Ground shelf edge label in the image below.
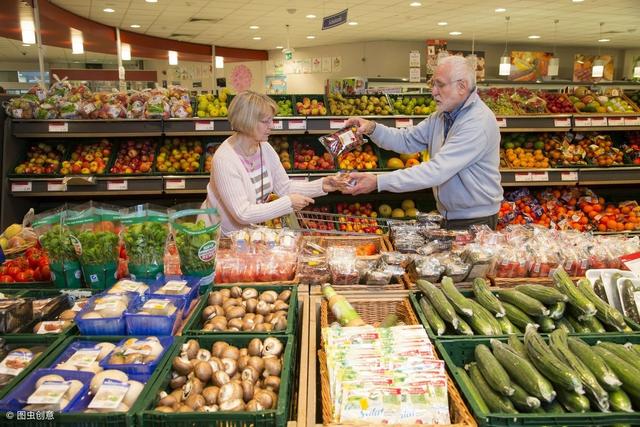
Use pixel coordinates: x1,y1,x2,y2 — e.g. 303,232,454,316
553,118,571,127
329,119,347,129
107,180,128,191
194,121,214,131
495,118,507,128
574,117,592,127
395,118,414,128
530,172,549,182
514,173,532,182
48,122,68,133
624,117,640,126
47,181,67,192
591,117,608,127
561,171,578,181
607,117,624,126
165,179,186,190
271,119,283,130
11,181,32,192
287,119,306,130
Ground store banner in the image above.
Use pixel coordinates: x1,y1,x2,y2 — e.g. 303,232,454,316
322,9,348,30
509,51,553,81
573,54,614,82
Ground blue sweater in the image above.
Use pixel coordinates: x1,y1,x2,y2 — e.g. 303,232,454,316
372,90,503,220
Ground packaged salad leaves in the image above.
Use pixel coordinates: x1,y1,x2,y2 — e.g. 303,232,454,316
119,204,169,280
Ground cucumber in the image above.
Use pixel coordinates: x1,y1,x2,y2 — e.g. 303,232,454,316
465,300,502,335
441,276,474,317
531,406,546,413
496,289,550,317
419,296,446,336
548,301,566,320
566,314,591,333
507,334,528,359
466,362,518,414
593,277,609,302
416,280,459,329
556,388,591,413
592,346,640,400
515,284,568,304
577,279,627,331
549,329,609,411
543,401,565,414
455,316,474,336
621,279,640,323
596,342,639,369
524,324,584,394
553,267,597,317
624,342,640,359
609,389,633,412
580,315,606,333
567,301,596,322
555,317,575,333
475,344,515,396
497,316,520,335
456,366,490,415
490,338,556,403
536,316,556,332
567,337,622,392
503,302,535,330
472,278,506,317
509,381,541,411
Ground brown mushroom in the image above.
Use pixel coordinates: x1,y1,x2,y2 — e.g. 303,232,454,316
254,389,277,409
247,338,263,357
170,374,187,390
273,300,289,312
209,357,223,373
184,394,205,410
262,323,274,332
202,386,220,405
263,376,281,392
241,319,255,331
219,288,231,299
208,291,223,306
253,314,264,325
182,377,204,399
194,361,213,383
218,399,244,412
182,340,200,359
263,357,282,377
220,345,240,360
218,382,243,403
222,298,241,311
230,286,243,298
226,305,246,320
155,406,174,413
262,337,283,357
247,356,265,375
241,366,260,383
245,399,264,411
227,318,243,331
221,358,238,377
272,315,287,331
213,370,230,387
158,392,178,409
259,290,278,304
196,349,212,362
241,380,254,402
211,341,229,358
178,404,193,412
170,389,183,402
277,290,291,302
242,288,258,300
253,323,267,332
256,301,271,316
206,316,228,331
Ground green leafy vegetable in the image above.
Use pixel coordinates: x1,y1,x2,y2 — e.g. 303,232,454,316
39,224,77,262
174,219,219,275
76,230,119,265
122,221,168,266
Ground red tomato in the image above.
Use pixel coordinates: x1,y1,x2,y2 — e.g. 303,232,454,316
39,265,51,281
39,257,50,268
15,272,31,282
0,266,8,276
0,275,14,283
25,247,39,258
24,268,35,278
7,266,21,278
27,252,42,269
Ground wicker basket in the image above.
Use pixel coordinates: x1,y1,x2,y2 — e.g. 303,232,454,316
300,234,388,254
320,298,418,328
488,275,583,288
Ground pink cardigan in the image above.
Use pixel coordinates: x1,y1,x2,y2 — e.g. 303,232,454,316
206,139,327,235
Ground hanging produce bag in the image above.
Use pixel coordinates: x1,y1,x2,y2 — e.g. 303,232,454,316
66,202,121,290
169,203,221,280
32,207,82,289
120,204,169,280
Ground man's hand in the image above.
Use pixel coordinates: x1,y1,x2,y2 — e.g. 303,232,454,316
345,117,376,136
341,172,377,195
322,174,351,192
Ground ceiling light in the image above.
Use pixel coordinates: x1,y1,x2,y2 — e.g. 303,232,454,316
145,0,158,3
215,56,224,69
348,21,358,26
306,14,316,18
306,35,315,39
249,25,259,29
528,35,541,39
437,22,448,26
495,8,507,12
449,31,462,36
103,8,115,13
410,2,422,6
572,0,584,2
253,36,262,40
633,61,640,78
20,19,36,45
22,43,31,47
548,20,560,76
130,24,141,28
275,45,283,49
168,50,178,65
121,43,131,61
499,16,511,76
598,38,610,42
71,28,84,54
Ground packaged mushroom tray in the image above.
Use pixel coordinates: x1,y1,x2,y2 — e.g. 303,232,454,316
187,285,296,335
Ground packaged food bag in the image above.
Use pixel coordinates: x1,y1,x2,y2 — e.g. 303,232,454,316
32,206,82,289
169,203,221,280
120,204,169,280
319,126,365,159
66,203,121,290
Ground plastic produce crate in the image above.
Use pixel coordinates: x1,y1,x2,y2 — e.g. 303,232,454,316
99,336,174,376
75,292,139,335
185,284,297,336
138,334,295,427
437,334,640,426
125,295,185,335
148,275,202,318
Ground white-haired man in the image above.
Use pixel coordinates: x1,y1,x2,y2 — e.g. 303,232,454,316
343,55,503,230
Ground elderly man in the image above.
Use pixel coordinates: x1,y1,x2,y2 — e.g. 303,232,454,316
344,55,503,230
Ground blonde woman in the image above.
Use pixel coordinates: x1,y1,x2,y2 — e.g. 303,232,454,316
206,90,341,235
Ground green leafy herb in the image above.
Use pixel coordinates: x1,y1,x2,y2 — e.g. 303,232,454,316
77,230,119,265
39,224,77,262
122,221,168,266
174,219,219,274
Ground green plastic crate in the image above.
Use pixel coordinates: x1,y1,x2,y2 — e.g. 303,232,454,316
185,284,297,336
437,334,640,426
139,334,295,427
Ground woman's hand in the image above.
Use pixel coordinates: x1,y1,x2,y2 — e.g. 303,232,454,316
289,194,314,211
322,174,353,192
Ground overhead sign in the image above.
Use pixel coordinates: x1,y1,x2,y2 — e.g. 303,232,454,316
322,9,348,30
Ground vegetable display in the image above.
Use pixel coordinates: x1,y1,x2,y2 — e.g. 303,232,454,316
120,206,169,279
169,205,220,277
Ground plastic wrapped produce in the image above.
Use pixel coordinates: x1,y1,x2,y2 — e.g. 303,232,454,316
328,246,359,286
409,256,445,282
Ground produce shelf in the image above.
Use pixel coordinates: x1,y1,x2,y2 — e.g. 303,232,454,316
494,115,573,132
12,119,163,138
7,176,164,197
500,168,579,187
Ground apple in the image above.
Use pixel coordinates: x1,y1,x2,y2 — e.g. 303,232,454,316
14,143,65,175
111,139,156,174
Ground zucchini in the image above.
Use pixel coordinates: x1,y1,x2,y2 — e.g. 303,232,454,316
580,315,606,333
465,300,502,335
624,342,640,359
536,316,556,332
475,344,515,396
549,329,609,411
531,406,546,413
419,296,446,336
515,284,568,304
509,381,541,411
555,317,575,334
416,280,459,329
507,334,528,359
490,338,556,403
455,316,474,336
592,346,640,400
556,388,591,413
466,362,518,414
456,366,490,415
567,337,622,392
543,400,565,414
524,324,584,394
593,277,609,302
497,316,520,335
596,342,638,369
553,267,597,317
496,289,550,317
621,279,640,324
441,276,474,317
548,301,566,320
472,278,506,317
609,389,633,412
503,301,535,330
577,279,627,331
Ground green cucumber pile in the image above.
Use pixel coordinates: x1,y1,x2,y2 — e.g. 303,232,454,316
459,326,640,415
416,268,634,336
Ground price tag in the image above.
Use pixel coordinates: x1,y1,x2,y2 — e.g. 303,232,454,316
94,301,120,312
395,118,414,128
35,321,67,334
530,172,549,182
107,180,128,191
624,117,640,126
165,179,186,190
591,117,608,127
553,118,571,127
142,299,171,312
48,122,69,133
514,173,532,182
561,171,578,181
11,181,32,192
574,117,592,127
288,119,306,130
28,381,70,405
88,379,129,410
194,121,214,131
329,119,347,129
271,119,283,130
67,348,101,368
161,280,188,294
607,117,625,126
47,181,66,192
495,118,507,128
621,252,640,276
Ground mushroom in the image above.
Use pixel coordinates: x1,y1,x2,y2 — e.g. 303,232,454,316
248,338,263,357
178,404,193,412
155,406,174,413
262,338,283,357
253,323,267,333
218,382,243,403
170,374,187,390
241,380,254,403
273,300,289,312
194,361,213,383
203,405,219,412
170,388,184,402
208,291,223,306
222,298,241,311
182,339,200,359
263,357,282,378
226,305,246,320
202,386,220,405
247,356,265,375
254,389,277,409
219,289,231,299
242,288,258,300
227,318,243,331
209,357,223,373
278,290,291,302
242,319,255,331
213,370,230,387
196,349,212,362
211,341,229,358
218,399,245,412
182,377,204,399
259,290,278,304
220,346,240,360
185,393,205,410
206,316,228,331
241,366,260,384
264,376,281,392
253,314,264,325
256,301,271,316
238,355,250,371
239,348,249,358
90,370,129,394
245,298,258,314
123,380,144,407
158,392,178,409
272,315,287,331
201,306,217,321
230,286,243,298
245,399,264,411
221,358,238,377
172,356,193,376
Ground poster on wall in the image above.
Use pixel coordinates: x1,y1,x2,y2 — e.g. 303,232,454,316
322,57,332,73
332,56,343,72
303,58,312,74
326,77,367,96
312,57,322,73
573,54,614,82
508,51,553,81
265,75,287,94
448,50,486,81
229,64,253,92
426,39,448,75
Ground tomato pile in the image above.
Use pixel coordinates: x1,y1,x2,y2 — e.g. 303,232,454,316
0,247,51,283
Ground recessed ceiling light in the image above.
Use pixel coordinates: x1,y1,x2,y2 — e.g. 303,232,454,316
145,0,158,3
449,31,462,36
598,38,610,42
103,8,115,13
249,25,259,29
572,0,584,2
130,24,141,28
437,22,448,26
306,14,316,19
495,8,507,12
306,35,315,39
410,2,422,6
253,36,262,40
528,35,541,39
275,46,283,49
348,21,358,26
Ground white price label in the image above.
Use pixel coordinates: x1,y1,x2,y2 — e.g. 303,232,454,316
553,118,571,127
142,299,171,312
271,120,283,130
561,172,578,181
88,379,129,410
67,348,101,368
607,117,625,126
591,117,608,127
288,119,306,130
195,121,214,131
530,172,549,182
329,119,347,129
514,173,532,182
28,381,70,405
48,122,69,133
624,117,640,126
165,179,186,190
495,118,507,128
47,181,66,192
621,252,640,276
162,280,187,293
0,350,33,376
395,118,414,128
107,180,128,191
11,181,32,192
574,117,592,127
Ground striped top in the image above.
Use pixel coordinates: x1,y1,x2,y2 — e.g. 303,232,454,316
237,149,273,203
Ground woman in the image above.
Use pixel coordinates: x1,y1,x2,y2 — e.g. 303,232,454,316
206,90,342,235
